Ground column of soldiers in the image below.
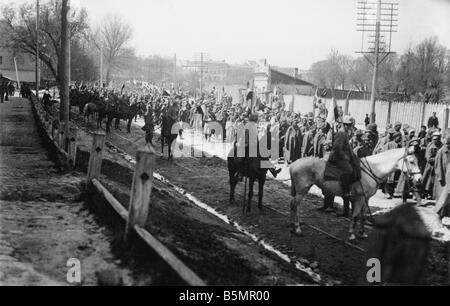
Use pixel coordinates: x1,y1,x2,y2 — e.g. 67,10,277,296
279,111,448,211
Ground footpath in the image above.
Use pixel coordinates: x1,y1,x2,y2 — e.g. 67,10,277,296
0,97,131,285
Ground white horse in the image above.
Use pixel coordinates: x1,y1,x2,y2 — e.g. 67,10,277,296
289,147,422,240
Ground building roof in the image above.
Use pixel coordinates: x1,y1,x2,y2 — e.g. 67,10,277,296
0,70,35,83
270,68,314,87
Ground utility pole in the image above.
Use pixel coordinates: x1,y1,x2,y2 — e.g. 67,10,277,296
100,44,103,88
356,0,398,124
369,0,381,124
35,0,40,98
14,57,21,91
61,0,70,151
200,52,204,98
173,53,177,82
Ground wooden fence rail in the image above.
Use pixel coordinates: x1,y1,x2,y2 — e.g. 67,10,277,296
30,92,205,285
86,130,206,286
29,93,77,169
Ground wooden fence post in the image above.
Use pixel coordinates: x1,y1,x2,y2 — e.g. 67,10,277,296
445,106,449,130
53,126,59,143
420,101,426,126
125,144,155,238
58,123,65,149
87,131,106,182
47,120,53,139
68,127,78,169
386,100,392,125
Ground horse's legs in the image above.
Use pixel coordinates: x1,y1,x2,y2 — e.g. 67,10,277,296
247,178,255,213
127,118,132,133
359,199,368,239
290,193,305,235
349,217,358,241
115,118,120,130
349,196,365,241
291,182,311,235
168,137,175,161
257,177,265,211
229,172,238,205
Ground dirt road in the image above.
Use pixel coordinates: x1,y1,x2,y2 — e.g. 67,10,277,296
0,98,176,285
70,110,450,285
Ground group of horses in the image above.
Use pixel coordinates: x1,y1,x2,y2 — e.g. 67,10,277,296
226,128,423,242
71,90,147,133
71,89,178,159
70,89,423,243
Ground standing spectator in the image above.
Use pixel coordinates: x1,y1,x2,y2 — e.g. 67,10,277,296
142,108,155,145
302,123,316,157
433,135,450,201
423,132,443,199
418,125,427,139
427,112,439,129
366,123,379,154
353,133,372,158
4,82,9,101
364,114,370,127
8,82,15,97
381,130,402,199
284,119,303,164
313,123,327,158
374,127,394,154
0,82,6,103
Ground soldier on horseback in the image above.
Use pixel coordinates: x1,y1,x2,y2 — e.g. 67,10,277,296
234,113,281,181
324,115,361,197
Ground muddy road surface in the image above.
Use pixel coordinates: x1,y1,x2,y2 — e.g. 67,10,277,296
71,111,450,285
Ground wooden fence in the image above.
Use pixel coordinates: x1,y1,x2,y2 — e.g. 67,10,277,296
30,95,205,286
283,94,450,131
30,93,77,168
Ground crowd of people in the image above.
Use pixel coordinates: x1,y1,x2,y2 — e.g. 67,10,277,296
0,81,16,103
69,81,449,210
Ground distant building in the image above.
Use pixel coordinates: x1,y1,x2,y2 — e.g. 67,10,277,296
252,59,315,104
184,59,229,83
0,21,36,84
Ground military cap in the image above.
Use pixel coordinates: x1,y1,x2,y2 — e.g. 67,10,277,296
408,137,420,146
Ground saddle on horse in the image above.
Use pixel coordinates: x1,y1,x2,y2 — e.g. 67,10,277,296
231,139,281,181
324,129,361,197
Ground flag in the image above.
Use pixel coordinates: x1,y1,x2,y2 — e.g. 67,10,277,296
289,96,294,112
326,96,339,124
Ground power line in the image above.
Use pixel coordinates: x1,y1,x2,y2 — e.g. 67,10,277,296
356,0,398,124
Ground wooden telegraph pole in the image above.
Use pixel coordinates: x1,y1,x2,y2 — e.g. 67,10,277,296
200,52,204,98
357,0,398,124
369,0,381,124
35,0,40,98
61,0,71,151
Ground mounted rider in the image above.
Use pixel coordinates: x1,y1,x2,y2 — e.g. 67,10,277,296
324,115,361,197
234,113,281,180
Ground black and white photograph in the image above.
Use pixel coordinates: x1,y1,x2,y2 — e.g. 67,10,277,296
0,0,450,291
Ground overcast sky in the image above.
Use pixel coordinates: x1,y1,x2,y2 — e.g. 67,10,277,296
6,0,450,68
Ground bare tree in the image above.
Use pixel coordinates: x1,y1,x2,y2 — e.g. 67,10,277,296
95,14,133,85
1,0,89,83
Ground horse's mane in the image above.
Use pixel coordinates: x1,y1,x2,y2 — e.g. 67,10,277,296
363,147,407,167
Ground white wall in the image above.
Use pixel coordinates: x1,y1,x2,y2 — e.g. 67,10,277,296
282,94,449,131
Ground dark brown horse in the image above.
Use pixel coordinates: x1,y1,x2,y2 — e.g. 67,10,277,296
105,101,146,134
227,155,269,213
227,124,277,213
160,114,178,160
